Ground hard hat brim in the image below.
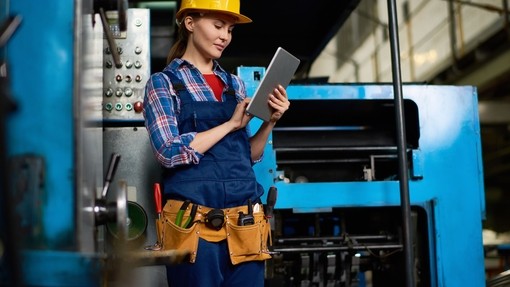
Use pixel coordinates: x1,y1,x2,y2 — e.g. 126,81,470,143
176,8,252,24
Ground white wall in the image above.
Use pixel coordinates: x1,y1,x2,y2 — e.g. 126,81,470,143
310,0,506,83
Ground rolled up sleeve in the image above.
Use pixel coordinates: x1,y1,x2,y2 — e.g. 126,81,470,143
143,73,203,168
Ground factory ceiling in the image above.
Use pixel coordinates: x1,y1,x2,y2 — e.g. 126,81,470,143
218,0,361,77
135,0,361,76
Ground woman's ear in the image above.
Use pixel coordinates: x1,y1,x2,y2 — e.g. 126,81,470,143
184,16,194,32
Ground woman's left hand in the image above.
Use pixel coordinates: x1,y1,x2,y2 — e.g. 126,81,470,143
229,97,253,131
268,85,290,123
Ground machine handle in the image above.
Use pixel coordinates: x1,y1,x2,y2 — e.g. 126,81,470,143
102,153,121,198
98,7,123,68
0,15,22,48
117,0,128,32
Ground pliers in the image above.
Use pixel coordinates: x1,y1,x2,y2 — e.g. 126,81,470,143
175,200,197,228
183,204,198,228
175,200,190,227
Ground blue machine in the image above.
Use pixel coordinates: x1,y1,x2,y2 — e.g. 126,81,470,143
240,67,486,286
1,1,185,286
0,0,486,285
1,0,103,286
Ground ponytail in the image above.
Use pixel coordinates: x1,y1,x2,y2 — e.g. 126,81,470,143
167,13,200,64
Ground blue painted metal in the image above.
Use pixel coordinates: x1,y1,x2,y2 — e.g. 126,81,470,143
3,0,102,285
7,0,75,247
240,66,486,286
21,250,102,286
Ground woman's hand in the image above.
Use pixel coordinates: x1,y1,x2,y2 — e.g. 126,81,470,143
229,97,253,131
268,85,290,123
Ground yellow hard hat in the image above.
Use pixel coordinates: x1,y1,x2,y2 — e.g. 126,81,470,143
176,0,252,24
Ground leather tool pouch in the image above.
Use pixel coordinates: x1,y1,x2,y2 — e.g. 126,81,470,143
160,212,200,263
226,212,272,265
159,200,272,265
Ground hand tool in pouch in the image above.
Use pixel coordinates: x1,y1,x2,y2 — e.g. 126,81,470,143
265,186,277,219
145,183,163,251
183,204,197,228
175,200,191,227
154,183,162,220
238,199,255,226
265,186,279,254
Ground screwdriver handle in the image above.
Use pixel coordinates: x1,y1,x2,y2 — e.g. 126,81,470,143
248,198,253,215
154,183,162,215
265,186,277,218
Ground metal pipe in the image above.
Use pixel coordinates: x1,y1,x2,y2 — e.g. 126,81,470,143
447,0,459,68
99,7,122,68
386,1,415,286
277,234,394,243
273,243,403,253
0,16,24,287
0,76,24,287
504,0,509,33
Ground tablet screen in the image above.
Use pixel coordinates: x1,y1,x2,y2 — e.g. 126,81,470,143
246,47,300,121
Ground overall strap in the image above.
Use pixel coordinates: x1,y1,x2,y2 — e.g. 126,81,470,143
162,70,192,102
224,73,236,98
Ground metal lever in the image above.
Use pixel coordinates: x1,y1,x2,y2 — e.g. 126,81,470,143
0,15,22,48
95,153,122,226
102,153,121,198
117,0,128,32
98,7,123,68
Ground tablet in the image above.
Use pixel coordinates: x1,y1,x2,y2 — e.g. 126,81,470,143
246,47,300,121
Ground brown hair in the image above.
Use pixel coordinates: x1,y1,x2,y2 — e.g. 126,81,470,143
166,13,200,64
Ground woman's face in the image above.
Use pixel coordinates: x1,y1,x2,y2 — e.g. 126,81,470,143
187,12,236,60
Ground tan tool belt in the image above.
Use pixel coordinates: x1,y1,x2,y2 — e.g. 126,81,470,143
156,199,272,264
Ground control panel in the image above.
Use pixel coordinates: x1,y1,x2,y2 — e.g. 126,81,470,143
102,8,150,120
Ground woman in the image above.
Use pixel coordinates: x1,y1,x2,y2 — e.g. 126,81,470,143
143,0,290,286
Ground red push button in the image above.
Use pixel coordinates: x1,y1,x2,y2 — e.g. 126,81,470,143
134,101,143,113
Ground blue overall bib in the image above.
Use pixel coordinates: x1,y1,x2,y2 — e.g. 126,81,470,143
162,70,265,287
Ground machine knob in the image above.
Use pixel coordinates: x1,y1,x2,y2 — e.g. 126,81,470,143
134,101,143,113
104,103,113,111
105,88,113,97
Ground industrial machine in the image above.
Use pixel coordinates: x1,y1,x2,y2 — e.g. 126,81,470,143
1,0,486,286
239,67,486,286
1,1,187,286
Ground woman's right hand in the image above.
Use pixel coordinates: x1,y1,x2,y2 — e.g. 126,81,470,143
229,98,253,131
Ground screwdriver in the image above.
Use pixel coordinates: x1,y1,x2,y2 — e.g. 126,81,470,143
147,183,163,251
265,186,277,219
154,183,162,220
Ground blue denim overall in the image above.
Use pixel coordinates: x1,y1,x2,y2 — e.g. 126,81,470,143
162,70,265,287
